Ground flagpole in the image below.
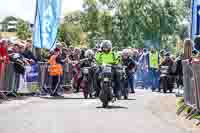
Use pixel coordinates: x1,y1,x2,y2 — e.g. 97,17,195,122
33,0,41,61
191,0,194,39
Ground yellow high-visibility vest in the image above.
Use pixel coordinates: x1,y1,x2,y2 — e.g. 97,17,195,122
150,51,159,69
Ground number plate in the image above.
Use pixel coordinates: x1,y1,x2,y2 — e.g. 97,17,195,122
104,67,112,73
83,69,89,74
104,78,109,82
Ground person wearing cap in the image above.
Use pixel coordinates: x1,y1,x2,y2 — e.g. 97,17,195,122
48,48,63,96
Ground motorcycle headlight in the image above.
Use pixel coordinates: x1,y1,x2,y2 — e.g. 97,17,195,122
83,68,89,74
104,78,109,82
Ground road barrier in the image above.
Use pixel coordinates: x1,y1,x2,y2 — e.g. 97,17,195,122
0,62,74,97
0,62,19,98
191,62,200,111
182,59,200,112
18,64,40,94
182,60,195,107
62,63,73,88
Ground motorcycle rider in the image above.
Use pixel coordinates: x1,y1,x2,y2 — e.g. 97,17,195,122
121,49,137,93
76,49,96,96
95,40,120,98
82,49,96,67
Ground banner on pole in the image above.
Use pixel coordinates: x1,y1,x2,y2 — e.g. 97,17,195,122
192,0,200,39
33,0,61,49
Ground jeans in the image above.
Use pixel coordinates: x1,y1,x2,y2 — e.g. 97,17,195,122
143,69,151,89
128,73,135,92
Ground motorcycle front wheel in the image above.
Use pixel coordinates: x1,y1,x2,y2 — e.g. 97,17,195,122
84,92,88,99
102,101,108,108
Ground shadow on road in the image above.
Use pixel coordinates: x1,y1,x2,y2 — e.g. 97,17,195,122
96,105,128,109
0,96,30,104
119,98,136,101
40,96,96,100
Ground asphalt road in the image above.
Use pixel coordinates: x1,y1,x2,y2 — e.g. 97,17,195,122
0,89,199,133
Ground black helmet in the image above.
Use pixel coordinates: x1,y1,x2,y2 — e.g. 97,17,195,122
101,40,112,49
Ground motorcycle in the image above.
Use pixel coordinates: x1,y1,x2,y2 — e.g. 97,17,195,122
159,66,174,93
99,64,113,108
80,67,92,99
115,65,129,99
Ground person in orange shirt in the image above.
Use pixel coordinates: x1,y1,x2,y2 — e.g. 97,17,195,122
48,48,63,96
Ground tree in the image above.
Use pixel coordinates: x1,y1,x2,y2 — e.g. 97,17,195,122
16,19,31,40
58,12,86,48
79,0,187,51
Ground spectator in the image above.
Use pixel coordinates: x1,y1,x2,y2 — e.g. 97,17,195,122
142,48,151,89
183,39,193,60
0,40,9,64
48,48,63,96
22,40,37,63
160,52,174,69
132,49,139,62
159,50,165,65
194,35,200,52
0,40,10,86
192,49,199,57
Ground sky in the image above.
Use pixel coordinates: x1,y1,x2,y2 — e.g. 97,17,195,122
0,0,83,23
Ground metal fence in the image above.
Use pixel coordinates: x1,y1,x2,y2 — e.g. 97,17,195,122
191,62,200,111
0,62,73,98
182,60,195,107
182,59,200,112
0,62,19,98
62,63,73,88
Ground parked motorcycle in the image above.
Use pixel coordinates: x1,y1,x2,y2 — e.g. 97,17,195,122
99,64,113,108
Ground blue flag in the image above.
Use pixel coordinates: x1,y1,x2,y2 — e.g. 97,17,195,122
33,0,61,49
192,0,200,39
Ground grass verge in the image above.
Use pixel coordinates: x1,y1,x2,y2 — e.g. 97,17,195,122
176,97,200,126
